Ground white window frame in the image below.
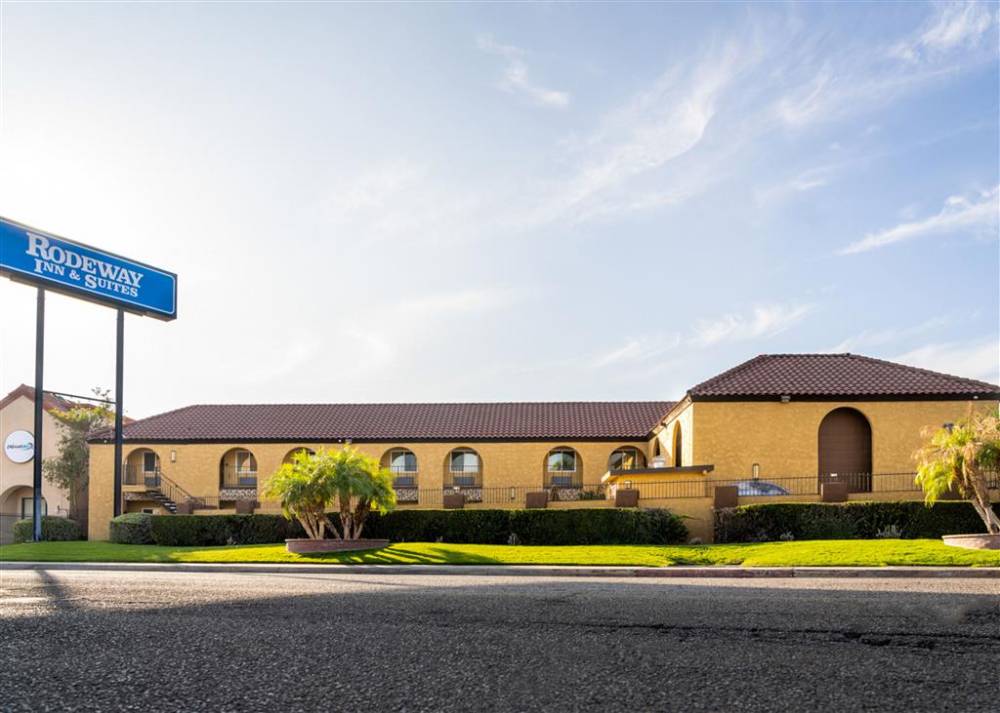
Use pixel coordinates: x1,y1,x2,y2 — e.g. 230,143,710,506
610,447,640,471
449,450,480,474
390,449,417,473
235,450,257,475
20,497,47,518
547,449,577,473
142,451,158,473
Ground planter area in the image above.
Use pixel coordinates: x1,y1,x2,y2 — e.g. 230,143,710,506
285,538,390,554
942,533,1000,550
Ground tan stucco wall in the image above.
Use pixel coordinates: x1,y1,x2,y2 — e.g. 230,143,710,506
691,399,998,478
0,395,72,517
88,439,648,539
652,400,695,467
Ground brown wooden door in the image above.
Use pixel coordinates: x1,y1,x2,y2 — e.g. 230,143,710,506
818,408,872,492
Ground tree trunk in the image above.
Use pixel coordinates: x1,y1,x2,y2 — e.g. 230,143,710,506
323,514,342,540
961,463,1000,534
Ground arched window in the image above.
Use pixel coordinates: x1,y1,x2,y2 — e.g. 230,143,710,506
282,447,315,465
382,448,418,487
818,407,872,492
673,424,683,467
220,448,258,488
125,448,161,486
546,447,580,487
609,447,646,471
446,448,481,488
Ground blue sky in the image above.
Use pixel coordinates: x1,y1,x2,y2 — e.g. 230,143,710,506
0,1,997,417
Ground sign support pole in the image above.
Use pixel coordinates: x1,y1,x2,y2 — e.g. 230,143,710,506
113,309,124,517
32,288,45,542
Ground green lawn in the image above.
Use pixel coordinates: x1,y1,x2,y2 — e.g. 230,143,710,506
2,539,999,567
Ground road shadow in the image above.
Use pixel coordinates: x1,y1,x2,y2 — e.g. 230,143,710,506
3,571,999,712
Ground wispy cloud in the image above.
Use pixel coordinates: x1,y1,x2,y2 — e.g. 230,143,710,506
319,160,484,245
477,35,570,108
531,41,747,224
894,338,1000,385
840,185,999,255
590,334,681,369
890,1,996,62
689,302,814,347
827,316,951,353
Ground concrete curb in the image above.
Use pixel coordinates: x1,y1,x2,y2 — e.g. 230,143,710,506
3,561,999,578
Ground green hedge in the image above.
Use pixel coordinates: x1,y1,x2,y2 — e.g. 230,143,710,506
714,501,1000,543
363,508,688,546
12,516,82,543
123,508,686,547
148,514,304,546
109,513,154,544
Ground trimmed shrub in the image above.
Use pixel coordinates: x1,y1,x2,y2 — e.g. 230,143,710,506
12,516,82,544
109,513,154,544
364,508,688,546
148,514,304,547
125,509,686,547
714,501,1000,543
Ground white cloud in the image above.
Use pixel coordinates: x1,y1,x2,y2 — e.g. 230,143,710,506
827,316,950,353
893,339,1000,385
319,161,484,245
531,42,746,224
477,35,570,108
689,302,814,347
840,185,999,255
590,333,681,369
891,1,996,62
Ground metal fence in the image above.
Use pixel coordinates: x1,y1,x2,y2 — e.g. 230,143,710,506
132,471,1000,513
0,513,19,545
611,472,926,500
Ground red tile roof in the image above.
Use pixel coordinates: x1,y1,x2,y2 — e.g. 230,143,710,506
93,402,675,443
688,354,1000,400
0,384,83,413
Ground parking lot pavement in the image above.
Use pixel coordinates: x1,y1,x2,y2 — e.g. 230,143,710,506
2,570,998,712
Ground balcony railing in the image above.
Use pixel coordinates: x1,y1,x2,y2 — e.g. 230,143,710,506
124,465,161,488
606,472,935,500
221,467,258,489
391,471,418,488
445,472,482,489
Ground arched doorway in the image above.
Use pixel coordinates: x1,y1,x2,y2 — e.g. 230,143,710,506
220,448,258,489
818,408,872,492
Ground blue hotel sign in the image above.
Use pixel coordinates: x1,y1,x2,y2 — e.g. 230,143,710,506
0,217,177,320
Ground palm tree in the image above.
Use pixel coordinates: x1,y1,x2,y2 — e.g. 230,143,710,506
263,447,396,540
914,411,1000,534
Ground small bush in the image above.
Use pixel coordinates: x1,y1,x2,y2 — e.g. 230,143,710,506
109,513,154,544
12,516,82,544
149,514,304,547
714,501,1000,543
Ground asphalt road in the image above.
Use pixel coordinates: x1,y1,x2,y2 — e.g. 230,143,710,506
1,570,998,712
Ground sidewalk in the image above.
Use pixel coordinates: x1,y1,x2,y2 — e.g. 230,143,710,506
4,561,999,578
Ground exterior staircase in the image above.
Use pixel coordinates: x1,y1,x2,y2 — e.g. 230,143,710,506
144,489,178,514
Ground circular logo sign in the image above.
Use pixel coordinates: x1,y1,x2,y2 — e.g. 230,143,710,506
4,430,35,463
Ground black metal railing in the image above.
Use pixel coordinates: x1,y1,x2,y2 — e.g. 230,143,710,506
124,465,161,488
444,472,482,489
220,466,258,489
391,472,418,488
607,472,927,500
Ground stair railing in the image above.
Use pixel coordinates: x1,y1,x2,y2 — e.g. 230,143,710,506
156,471,198,508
